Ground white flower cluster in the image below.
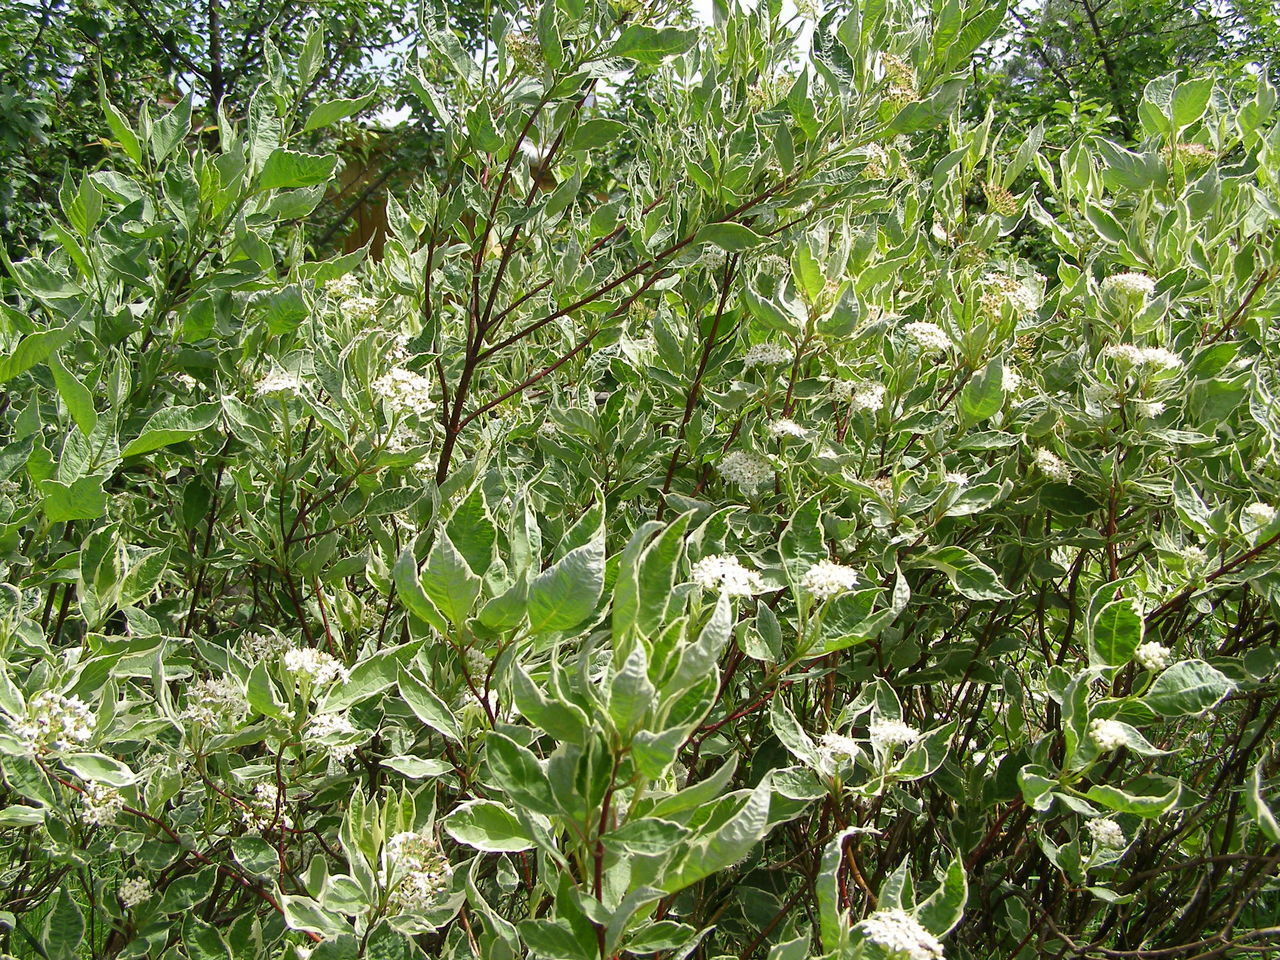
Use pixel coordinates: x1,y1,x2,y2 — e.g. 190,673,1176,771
800,560,860,600
816,731,861,773
869,718,920,751
834,380,887,413
118,877,151,908
373,367,437,418
1101,272,1156,300
858,907,945,960
342,296,379,324
903,321,951,352
1134,641,1171,672
242,782,290,832
691,555,765,596
1088,718,1128,752
244,631,292,662
1135,399,1166,419
255,370,301,397
1033,448,1072,482
944,472,969,487
767,419,808,439
719,451,774,493
308,712,362,760
1086,818,1127,850
384,830,454,915
1244,502,1276,530
980,273,1040,316
1103,344,1183,371
879,54,919,107
11,691,94,753
325,275,361,299
743,342,793,368
1002,367,1023,393
183,676,245,730
174,372,198,391
283,647,351,690
81,782,126,826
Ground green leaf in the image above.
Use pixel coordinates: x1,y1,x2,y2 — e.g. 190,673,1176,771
62,753,135,787
49,355,96,437
528,534,604,634
1246,762,1280,843
662,781,773,892
916,852,967,936
571,118,627,150
913,546,1016,601
419,531,482,626
1172,77,1213,128
0,324,77,381
447,486,496,576
1142,660,1233,717
607,26,698,64
443,799,534,852
1090,599,1143,667
398,669,461,741
393,548,446,633
40,476,107,522
41,889,84,960
257,149,339,192
695,222,766,252
121,403,220,457
609,644,655,736
303,90,379,133
1084,780,1180,818
518,918,595,960
960,355,1005,422
484,731,557,815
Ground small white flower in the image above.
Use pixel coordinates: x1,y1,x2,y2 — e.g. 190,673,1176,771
980,273,1039,316
835,380,887,413
690,555,765,596
255,370,301,397
325,275,361,299
857,907,944,960
119,877,151,908
1002,367,1023,393
1101,272,1156,301
11,691,94,753
1088,718,1128,752
243,631,291,662
382,831,453,915
342,296,379,324
1104,344,1182,372
308,712,362,761
869,718,920,751
1134,641,1171,672
174,372,198,391
743,342,793,368
242,782,290,832
1086,818,1127,850
767,418,808,439
815,731,861,776
1034,448,1072,482
283,647,351,690
903,321,951,352
800,560,860,600
81,782,125,826
1244,502,1276,531
373,367,437,419
719,451,774,493
183,676,245,730
943,472,969,487
1135,399,1166,419
1180,544,1207,567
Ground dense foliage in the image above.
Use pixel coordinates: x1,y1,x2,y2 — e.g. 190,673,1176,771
1,2,1279,960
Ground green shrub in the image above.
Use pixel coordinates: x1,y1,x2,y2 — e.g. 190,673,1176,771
0,3,1278,959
